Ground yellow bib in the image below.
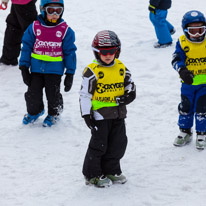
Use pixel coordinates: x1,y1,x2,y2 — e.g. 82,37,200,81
88,59,125,110
179,35,206,85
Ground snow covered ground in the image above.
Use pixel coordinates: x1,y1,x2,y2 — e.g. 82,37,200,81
1,0,206,205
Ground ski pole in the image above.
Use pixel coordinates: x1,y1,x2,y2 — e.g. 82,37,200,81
0,3,7,10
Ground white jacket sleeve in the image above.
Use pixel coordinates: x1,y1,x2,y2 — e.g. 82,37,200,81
79,67,97,116
124,68,136,93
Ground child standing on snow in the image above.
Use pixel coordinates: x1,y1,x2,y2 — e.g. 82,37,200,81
172,10,206,150
79,30,136,187
148,0,175,48
19,0,77,127
0,0,37,66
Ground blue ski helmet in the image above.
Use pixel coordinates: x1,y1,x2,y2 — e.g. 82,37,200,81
182,10,206,43
40,0,64,18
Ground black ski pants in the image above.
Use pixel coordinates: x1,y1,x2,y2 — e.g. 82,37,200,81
1,0,37,64
83,118,128,179
25,73,63,116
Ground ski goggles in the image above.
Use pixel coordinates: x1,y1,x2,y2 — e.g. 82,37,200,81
92,47,117,56
185,26,206,37
45,6,64,16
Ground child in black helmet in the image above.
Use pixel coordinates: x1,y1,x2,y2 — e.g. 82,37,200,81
79,30,136,187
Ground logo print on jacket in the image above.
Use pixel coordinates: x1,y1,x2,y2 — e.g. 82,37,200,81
96,82,124,93
34,39,62,49
183,46,190,53
98,71,104,79
36,29,41,36
119,68,124,76
56,31,62,38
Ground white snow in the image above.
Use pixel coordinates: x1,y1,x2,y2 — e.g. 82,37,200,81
1,0,206,206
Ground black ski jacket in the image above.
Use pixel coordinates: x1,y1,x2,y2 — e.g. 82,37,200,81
149,0,172,10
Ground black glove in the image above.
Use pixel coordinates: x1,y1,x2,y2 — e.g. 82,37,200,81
179,67,194,85
148,4,156,14
19,66,31,86
116,91,136,106
83,115,98,131
64,73,73,92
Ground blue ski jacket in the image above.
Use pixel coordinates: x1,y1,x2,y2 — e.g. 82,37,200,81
19,15,77,75
172,40,187,72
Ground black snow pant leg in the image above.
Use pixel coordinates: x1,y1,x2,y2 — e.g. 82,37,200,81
82,118,127,179
1,0,37,63
101,119,128,175
44,74,63,116
25,73,44,115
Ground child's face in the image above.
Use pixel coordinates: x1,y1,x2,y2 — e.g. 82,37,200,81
100,53,115,65
187,22,205,39
98,47,117,65
45,3,63,23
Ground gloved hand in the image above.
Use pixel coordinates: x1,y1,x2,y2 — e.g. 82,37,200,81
19,66,31,86
179,67,194,85
116,91,136,106
148,4,156,14
83,115,98,131
64,73,73,92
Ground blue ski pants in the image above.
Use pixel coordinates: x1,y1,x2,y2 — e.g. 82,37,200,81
149,9,173,44
178,83,206,132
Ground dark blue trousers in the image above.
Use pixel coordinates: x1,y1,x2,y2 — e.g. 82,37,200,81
178,83,206,132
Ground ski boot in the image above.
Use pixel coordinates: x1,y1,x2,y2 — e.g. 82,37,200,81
170,28,176,35
23,110,45,125
107,173,127,184
42,115,59,127
173,128,192,147
85,175,112,188
196,132,206,150
153,42,172,48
